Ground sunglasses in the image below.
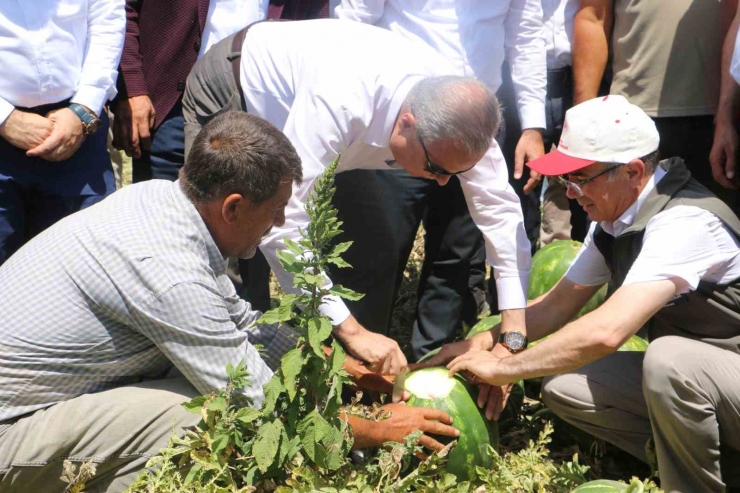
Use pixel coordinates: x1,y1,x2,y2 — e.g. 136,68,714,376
418,135,476,176
556,163,622,198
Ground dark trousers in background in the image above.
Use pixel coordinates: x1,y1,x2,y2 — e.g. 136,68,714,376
653,115,739,214
0,104,114,265
330,169,483,361
132,101,186,183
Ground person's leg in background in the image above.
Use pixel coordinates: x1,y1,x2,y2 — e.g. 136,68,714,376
411,177,484,360
330,169,429,335
539,67,589,246
0,107,114,266
654,116,740,214
132,101,186,184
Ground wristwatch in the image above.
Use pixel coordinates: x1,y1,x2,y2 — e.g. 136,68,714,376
497,330,528,353
69,103,100,136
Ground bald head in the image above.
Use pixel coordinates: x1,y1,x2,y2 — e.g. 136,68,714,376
405,76,501,156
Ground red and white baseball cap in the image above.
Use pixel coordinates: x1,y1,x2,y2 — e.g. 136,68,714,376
527,95,659,176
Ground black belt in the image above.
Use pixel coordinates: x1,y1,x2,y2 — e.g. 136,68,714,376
547,66,573,99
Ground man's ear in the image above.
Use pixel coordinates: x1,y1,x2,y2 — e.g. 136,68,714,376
626,158,647,187
396,110,416,135
221,193,244,225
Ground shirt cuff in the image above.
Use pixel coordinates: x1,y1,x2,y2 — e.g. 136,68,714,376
518,104,547,131
71,85,112,117
319,294,351,326
495,275,529,310
0,97,15,126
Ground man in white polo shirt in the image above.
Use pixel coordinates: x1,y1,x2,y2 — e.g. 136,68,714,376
426,96,740,492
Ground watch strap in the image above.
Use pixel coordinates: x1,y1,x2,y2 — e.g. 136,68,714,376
498,331,529,353
68,103,98,135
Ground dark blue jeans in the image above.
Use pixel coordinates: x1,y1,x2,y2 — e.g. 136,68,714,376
0,104,114,265
132,101,185,183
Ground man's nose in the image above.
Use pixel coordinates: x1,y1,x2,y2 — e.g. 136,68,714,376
274,210,286,228
564,182,580,199
435,175,451,186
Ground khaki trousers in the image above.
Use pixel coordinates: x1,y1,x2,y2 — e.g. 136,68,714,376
540,177,572,246
0,379,202,493
542,336,740,492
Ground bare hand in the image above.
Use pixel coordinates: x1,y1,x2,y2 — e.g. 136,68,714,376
415,330,494,369
475,345,517,421
0,110,54,150
112,95,155,158
447,349,513,387
341,349,410,401
26,107,85,161
378,402,459,452
710,120,740,190
335,317,407,375
514,129,545,195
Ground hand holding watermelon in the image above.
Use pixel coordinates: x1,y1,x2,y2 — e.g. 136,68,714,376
447,348,514,387
371,402,459,452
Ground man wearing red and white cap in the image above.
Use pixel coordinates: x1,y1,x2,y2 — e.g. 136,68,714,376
427,95,740,491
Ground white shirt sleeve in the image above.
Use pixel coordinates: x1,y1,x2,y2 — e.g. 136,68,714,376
70,0,126,116
564,222,613,286
505,0,547,130
624,206,740,291
258,89,361,326
334,0,386,24
0,95,14,126
458,144,531,310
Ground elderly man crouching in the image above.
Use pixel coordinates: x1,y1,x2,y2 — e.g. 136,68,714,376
0,112,458,493
426,96,740,492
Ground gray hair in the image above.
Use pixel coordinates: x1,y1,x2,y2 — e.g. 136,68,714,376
181,112,302,205
605,150,660,181
405,76,501,156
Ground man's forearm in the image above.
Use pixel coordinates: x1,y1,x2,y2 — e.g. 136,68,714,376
501,280,677,382
572,1,612,104
342,414,379,450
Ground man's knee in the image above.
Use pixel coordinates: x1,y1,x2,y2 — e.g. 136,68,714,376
541,373,583,416
642,336,699,403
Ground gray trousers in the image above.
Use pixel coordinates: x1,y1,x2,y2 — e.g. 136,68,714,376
182,30,246,161
542,336,740,492
0,379,201,493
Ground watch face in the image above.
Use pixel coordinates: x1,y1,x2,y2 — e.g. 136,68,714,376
504,331,527,351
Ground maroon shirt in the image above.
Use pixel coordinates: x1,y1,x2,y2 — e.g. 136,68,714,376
117,0,328,129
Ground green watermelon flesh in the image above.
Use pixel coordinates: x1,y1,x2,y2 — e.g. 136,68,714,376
405,367,497,482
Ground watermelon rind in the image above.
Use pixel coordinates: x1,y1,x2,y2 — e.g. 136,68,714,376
404,367,496,482
528,240,607,318
571,479,630,492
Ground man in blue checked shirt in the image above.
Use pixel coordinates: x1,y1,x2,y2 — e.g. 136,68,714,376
0,112,458,493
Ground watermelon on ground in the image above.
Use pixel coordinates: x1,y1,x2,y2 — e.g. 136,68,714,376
528,240,607,318
572,478,645,493
404,367,497,482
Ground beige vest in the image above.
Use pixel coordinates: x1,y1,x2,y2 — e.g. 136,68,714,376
610,0,722,117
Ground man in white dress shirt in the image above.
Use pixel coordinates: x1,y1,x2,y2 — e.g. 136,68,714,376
182,19,532,377
0,0,124,264
426,96,740,492
332,0,546,360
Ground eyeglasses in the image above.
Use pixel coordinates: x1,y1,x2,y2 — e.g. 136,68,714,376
556,164,622,198
418,135,476,176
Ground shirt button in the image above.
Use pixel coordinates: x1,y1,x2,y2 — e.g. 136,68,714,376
194,42,201,52
177,81,185,91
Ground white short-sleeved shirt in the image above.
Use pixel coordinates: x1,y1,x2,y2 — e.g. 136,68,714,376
731,28,740,86
566,166,740,292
